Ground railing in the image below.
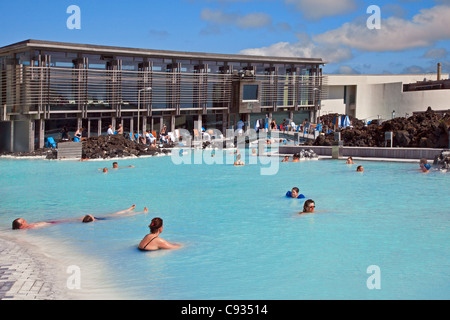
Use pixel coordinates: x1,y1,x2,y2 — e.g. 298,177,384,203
0,66,327,115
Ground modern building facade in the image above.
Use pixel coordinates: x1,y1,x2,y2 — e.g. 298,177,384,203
0,40,326,152
322,73,450,122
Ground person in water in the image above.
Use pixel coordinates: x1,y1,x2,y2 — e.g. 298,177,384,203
286,187,305,199
346,157,355,164
99,162,134,171
82,205,147,223
301,199,315,214
12,205,145,229
356,165,364,172
138,217,180,251
234,153,245,166
419,158,431,173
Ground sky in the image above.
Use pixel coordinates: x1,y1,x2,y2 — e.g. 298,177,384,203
0,0,449,75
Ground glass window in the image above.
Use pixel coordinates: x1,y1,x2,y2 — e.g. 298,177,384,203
242,84,259,101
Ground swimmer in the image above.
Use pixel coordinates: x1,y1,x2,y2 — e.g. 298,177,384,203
419,158,431,173
11,218,56,230
82,205,148,223
12,205,145,229
346,157,355,164
138,217,181,251
281,156,290,162
287,187,305,199
234,154,245,166
113,162,134,169
292,153,300,162
300,199,315,214
99,162,134,171
356,165,364,172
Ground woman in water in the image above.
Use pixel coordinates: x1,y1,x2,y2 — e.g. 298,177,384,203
138,217,180,251
300,199,315,214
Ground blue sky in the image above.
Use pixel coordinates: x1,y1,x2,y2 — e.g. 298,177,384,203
0,0,449,75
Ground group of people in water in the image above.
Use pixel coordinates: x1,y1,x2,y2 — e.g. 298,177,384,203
12,150,437,253
12,205,180,251
285,187,315,214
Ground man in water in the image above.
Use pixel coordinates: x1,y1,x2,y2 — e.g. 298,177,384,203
99,162,134,171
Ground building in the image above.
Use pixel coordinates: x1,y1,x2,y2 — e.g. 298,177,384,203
0,40,326,152
322,72,450,122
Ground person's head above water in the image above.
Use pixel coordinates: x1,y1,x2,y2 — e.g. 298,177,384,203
291,187,300,198
303,199,315,213
149,217,163,234
82,215,95,223
12,218,27,230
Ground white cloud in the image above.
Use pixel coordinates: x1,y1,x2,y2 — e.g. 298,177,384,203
200,8,272,29
284,0,357,20
333,65,361,75
423,48,448,59
239,34,353,63
313,5,450,52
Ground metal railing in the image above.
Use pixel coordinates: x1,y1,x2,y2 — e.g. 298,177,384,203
0,66,327,115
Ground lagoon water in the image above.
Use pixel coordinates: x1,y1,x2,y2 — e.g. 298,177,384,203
0,152,449,299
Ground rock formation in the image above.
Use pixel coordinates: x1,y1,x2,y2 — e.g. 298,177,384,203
311,108,449,148
81,135,171,159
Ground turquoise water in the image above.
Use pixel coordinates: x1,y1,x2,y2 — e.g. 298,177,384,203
0,153,449,299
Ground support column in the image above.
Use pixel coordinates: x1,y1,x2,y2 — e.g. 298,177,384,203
97,119,102,136
222,111,228,134
130,118,134,135
38,119,45,149
28,120,35,152
87,119,91,138
309,110,314,123
170,115,175,132
196,115,202,132
268,112,273,132
9,121,14,152
142,115,147,134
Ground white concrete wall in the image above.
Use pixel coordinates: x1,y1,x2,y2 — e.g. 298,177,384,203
322,85,346,115
322,74,450,121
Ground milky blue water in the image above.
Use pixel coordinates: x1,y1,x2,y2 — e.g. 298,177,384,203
0,153,449,300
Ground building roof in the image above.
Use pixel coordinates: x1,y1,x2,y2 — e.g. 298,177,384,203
0,39,326,65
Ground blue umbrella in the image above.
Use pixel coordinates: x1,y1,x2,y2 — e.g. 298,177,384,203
341,115,351,128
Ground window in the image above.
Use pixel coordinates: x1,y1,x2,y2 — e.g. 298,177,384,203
242,84,259,102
